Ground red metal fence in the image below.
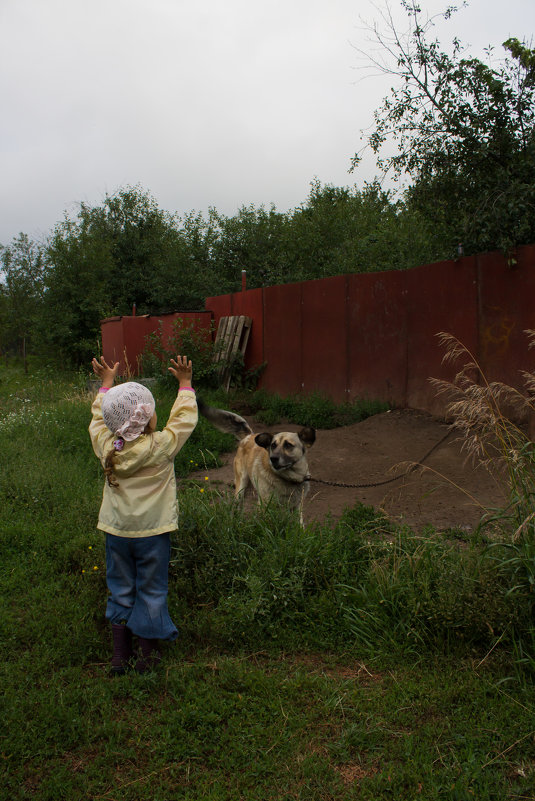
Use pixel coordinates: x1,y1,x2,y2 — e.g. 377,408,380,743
205,245,535,417
101,245,535,417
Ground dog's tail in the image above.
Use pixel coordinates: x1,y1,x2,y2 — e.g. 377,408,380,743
198,398,253,440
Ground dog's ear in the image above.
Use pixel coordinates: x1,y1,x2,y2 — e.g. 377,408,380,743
298,427,316,447
255,432,274,450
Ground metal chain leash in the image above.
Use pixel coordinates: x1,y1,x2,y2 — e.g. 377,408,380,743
308,427,454,490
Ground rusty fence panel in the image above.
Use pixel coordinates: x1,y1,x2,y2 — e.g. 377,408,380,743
102,245,535,416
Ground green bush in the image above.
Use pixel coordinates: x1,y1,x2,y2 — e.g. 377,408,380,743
142,318,220,388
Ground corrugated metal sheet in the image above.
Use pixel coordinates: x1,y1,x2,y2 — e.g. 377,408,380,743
103,244,535,417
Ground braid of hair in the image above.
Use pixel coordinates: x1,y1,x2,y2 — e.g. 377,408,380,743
104,446,119,487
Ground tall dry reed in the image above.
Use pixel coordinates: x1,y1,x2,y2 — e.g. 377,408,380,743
432,333,535,655
432,331,535,538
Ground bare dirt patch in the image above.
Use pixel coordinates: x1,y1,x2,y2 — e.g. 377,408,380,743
334,762,379,786
284,653,382,683
191,409,507,532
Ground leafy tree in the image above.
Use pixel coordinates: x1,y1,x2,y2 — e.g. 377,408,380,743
353,0,535,255
0,283,10,362
179,184,439,292
207,204,290,290
0,234,45,370
180,209,235,297
42,186,206,364
284,180,440,278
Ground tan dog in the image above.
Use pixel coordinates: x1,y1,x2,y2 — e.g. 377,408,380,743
198,400,316,523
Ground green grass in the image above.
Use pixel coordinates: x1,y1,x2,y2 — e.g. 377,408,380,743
3,651,534,800
1,362,535,800
230,387,389,429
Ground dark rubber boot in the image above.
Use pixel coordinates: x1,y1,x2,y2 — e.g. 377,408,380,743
110,623,133,675
135,638,161,674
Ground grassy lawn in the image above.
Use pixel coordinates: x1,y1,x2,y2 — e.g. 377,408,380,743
1,363,534,800
5,649,533,800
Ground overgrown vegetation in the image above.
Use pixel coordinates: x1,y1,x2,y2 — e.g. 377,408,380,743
432,331,535,673
1,362,535,799
141,317,265,393
142,318,222,390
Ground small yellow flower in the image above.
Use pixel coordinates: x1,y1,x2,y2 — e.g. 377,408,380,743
88,546,92,550
200,488,205,493
93,566,99,570
205,476,209,481
82,569,86,574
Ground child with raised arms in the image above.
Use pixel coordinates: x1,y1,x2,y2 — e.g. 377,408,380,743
89,354,197,674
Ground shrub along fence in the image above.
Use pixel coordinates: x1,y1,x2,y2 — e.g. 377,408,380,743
101,245,535,418
100,310,213,375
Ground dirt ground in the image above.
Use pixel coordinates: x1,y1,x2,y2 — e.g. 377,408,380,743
189,409,508,532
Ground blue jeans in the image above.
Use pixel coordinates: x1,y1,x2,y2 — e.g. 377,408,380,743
105,533,178,641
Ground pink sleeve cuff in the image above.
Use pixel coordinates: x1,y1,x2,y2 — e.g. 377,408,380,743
99,387,110,393
179,387,195,393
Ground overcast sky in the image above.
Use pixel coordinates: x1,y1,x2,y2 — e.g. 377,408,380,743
1,0,534,245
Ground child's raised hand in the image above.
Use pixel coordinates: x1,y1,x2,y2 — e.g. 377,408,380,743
92,356,120,388
168,355,193,389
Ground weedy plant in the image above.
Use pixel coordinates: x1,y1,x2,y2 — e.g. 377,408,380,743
432,332,535,670
141,318,265,391
142,318,220,388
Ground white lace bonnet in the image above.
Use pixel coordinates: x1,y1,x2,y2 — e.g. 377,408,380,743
101,382,156,441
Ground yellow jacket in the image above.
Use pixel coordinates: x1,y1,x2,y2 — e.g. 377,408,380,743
89,389,198,537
